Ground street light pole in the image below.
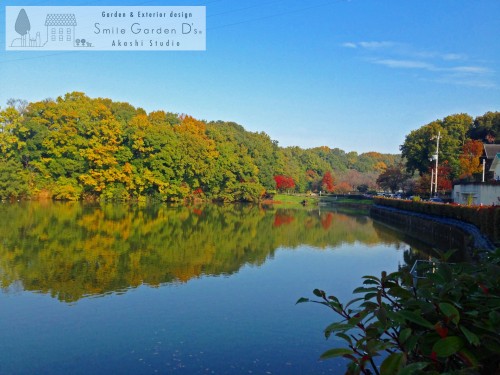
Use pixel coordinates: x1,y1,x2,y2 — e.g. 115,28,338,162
433,131,441,196
482,157,486,182
430,168,434,195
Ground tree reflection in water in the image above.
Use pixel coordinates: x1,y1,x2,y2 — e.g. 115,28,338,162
0,202,430,302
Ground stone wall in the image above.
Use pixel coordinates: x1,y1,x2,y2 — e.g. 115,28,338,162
371,206,473,255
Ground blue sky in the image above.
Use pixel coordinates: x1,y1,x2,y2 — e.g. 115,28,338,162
1,0,499,153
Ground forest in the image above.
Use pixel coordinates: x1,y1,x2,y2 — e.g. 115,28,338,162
0,92,399,202
2,92,498,201
399,111,500,193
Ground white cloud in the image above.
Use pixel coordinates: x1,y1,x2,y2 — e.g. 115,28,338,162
341,42,357,48
341,41,398,50
343,40,495,88
441,53,466,61
374,59,435,70
450,66,492,74
358,41,397,49
433,76,497,89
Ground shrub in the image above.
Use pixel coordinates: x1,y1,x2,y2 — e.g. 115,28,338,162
298,250,500,374
51,177,83,201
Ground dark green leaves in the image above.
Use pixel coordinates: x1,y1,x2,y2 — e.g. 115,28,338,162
319,348,353,360
313,289,326,298
432,336,464,357
380,353,406,375
301,250,500,374
438,302,460,324
397,310,434,329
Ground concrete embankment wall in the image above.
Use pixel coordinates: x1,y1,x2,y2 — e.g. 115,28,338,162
370,205,489,255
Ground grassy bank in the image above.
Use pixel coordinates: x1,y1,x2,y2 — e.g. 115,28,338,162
263,194,319,208
319,195,374,205
263,194,374,211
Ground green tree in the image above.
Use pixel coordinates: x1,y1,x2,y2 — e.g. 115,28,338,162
376,164,410,193
469,111,500,144
0,159,29,199
401,120,443,176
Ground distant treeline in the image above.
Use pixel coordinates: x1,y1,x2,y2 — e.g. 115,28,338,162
0,92,399,202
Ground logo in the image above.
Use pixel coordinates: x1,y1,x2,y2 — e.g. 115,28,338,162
6,6,206,51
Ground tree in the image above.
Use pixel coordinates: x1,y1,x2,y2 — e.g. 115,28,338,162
357,184,369,193
414,162,453,195
442,113,473,149
334,181,351,194
321,171,335,193
6,98,28,114
469,111,500,144
400,120,443,175
274,175,295,192
0,159,29,199
376,164,410,193
435,161,453,192
400,115,474,179
458,139,483,179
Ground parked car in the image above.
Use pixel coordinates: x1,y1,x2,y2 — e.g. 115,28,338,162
429,197,444,203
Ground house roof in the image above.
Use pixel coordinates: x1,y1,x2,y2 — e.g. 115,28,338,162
483,144,500,159
45,14,77,27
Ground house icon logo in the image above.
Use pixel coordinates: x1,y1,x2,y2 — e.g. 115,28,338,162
10,8,93,48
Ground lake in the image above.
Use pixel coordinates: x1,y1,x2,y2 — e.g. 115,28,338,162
0,202,429,374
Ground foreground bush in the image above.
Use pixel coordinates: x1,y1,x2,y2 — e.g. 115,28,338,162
298,250,500,374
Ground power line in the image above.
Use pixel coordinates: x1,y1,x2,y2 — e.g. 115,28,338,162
208,0,347,31
207,0,288,18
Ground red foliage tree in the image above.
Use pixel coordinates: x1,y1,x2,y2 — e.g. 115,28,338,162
274,175,295,192
416,161,453,194
321,171,335,193
436,161,453,192
334,181,351,194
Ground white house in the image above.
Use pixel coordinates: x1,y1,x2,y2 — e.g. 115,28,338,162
453,183,500,206
453,145,500,205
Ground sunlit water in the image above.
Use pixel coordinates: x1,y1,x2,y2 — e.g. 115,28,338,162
0,202,428,374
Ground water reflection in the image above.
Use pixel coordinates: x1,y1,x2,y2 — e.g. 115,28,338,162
0,202,424,302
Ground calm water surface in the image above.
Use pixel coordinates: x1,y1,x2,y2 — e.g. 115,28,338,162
0,202,428,374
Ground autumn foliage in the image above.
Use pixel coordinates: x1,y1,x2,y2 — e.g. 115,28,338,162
321,171,335,193
274,175,295,192
0,92,401,201
459,139,483,179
